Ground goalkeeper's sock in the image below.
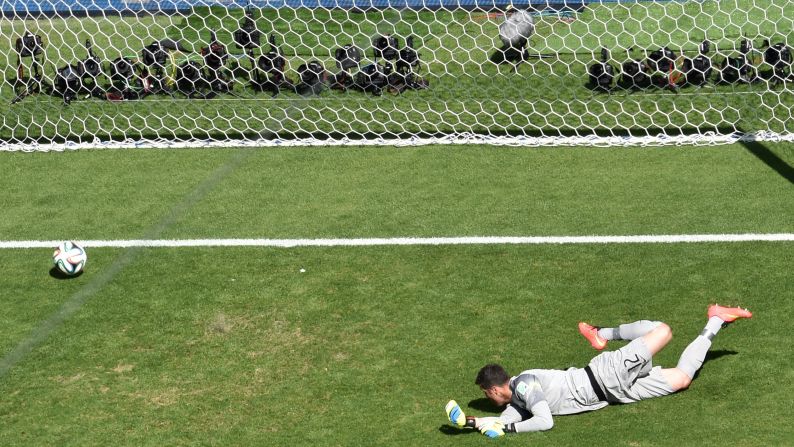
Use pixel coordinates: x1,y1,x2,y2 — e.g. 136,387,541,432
675,316,723,379
598,320,662,341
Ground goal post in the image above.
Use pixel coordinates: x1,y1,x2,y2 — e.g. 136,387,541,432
1,0,793,150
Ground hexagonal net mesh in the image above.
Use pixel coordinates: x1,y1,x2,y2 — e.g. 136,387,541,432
1,0,793,150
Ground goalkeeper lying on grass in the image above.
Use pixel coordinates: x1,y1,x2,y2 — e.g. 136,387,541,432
445,304,752,438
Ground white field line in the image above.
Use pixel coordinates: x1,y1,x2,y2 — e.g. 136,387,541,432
2,234,794,249
3,130,794,152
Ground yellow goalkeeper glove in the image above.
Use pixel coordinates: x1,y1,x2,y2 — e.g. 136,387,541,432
445,400,466,427
479,419,506,438
445,400,477,428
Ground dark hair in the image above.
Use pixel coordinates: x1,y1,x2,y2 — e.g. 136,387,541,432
475,364,509,389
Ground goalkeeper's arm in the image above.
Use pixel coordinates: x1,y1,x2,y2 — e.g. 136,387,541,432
446,399,553,437
499,401,554,433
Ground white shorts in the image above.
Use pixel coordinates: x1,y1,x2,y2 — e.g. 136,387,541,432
588,338,676,404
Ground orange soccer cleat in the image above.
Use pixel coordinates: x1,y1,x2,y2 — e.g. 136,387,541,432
708,304,753,323
578,322,608,350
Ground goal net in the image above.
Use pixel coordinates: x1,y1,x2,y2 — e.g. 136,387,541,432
2,0,793,150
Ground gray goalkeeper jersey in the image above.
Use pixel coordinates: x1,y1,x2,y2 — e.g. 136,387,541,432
510,368,608,415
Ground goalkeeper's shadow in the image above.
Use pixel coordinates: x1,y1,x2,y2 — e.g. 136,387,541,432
692,349,738,381
466,397,504,413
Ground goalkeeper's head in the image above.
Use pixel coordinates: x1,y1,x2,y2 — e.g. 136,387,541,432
475,364,513,406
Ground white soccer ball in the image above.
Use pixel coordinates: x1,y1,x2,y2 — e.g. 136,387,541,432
499,9,535,47
53,241,87,276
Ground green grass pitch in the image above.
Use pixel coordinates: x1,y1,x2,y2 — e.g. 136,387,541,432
1,143,793,445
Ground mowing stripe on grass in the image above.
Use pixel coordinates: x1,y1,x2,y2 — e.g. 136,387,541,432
0,149,255,380
2,234,794,249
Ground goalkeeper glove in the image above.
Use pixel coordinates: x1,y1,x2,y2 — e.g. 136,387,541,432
445,400,465,427
479,419,506,438
445,400,476,428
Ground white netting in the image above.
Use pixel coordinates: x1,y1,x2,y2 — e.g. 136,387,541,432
1,0,793,150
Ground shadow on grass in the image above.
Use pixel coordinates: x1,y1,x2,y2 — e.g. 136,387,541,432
438,425,478,436
467,397,505,413
49,266,83,280
738,138,794,185
692,349,738,381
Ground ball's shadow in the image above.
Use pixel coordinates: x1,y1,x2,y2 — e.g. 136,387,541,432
49,267,83,279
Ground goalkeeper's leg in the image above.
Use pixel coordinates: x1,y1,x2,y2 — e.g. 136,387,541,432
579,320,665,351
663,304,752,391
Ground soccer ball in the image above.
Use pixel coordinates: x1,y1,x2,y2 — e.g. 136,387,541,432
53,241,87,276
